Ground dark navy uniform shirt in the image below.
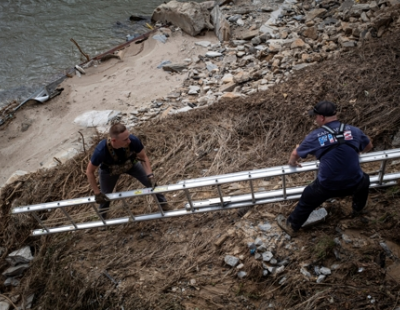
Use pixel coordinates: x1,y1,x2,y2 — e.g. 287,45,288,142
297,120,370,190
90,135,144,167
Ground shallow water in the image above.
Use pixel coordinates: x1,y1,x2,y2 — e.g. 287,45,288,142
0,0,200,106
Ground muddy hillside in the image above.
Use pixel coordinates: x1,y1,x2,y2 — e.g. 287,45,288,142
1,16,400,310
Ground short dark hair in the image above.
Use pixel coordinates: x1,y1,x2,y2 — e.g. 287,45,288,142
109,123,127,138
308,101,337,117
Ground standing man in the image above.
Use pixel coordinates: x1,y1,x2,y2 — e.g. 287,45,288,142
277,101,373,236
86,123,167,218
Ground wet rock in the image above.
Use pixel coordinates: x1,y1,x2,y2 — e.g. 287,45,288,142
6,246,33,266
2,264,30,277
152,0,214,37
225,255,240,267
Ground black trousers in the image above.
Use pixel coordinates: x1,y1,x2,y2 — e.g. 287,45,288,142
99,162,166,214
288,172,370,231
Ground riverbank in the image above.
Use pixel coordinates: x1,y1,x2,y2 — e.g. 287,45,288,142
0,29,219,186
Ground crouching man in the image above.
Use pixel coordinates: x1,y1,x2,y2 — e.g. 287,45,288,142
86,123,166,218
277,101,373,236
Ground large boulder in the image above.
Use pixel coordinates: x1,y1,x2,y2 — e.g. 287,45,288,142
152,0,214,37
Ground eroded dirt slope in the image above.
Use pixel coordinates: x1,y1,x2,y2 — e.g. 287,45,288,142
1,28,400,310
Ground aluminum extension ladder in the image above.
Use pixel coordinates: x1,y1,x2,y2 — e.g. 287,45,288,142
12,149,400,236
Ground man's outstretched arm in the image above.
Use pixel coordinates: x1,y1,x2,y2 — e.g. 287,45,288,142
86,161,101,195
288,148,302,167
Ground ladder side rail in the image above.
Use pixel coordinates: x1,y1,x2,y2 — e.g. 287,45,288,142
177,149,400,184
31,178,399,236
12,149,400,215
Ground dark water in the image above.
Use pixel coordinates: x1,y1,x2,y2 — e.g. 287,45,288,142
0,0,200,107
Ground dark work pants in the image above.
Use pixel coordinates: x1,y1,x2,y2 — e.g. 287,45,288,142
288,172,370,231
99,162,167,214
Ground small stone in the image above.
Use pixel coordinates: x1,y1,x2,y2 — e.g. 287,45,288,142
254,238,263,246
262,251,273,262
206,62,218,72
342,234,352,243
300,267,312,278
4,277,20,287
255,253,262,260
263,270,269,276
320,267,331,275
316,275,326,283
236,19,245,26
258,222,272,231
237,271,247,278
278,276,287,285
251,36,261,45
219,82,237,93
206,51,222,58
195,41,211,48
236,29,259,40
276,266,285,274
291,39,306,49
305,8,327,22
2,264,30,277
221,74,234,84
270,258,277,265
257,243,268,252
236,51,246,57
188,86,201,95
224,255,240,267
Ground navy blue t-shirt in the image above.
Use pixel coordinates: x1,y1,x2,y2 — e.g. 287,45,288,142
90,135,144,167
297,121,370,190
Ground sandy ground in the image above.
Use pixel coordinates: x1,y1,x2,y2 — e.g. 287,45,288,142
0,30,218,187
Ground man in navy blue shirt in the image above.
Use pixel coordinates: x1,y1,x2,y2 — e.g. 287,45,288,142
277,101,373,236
86,123,166,218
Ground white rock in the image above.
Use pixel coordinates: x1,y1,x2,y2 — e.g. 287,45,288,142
319,267,331,275
195,41,211,48
74,110,121,128
316,275,326,283
170,106,193,114
188,86,201,95
0,301,10,310
4,170,28,186
6,246,33,266
225,255,239,267
206,51,222,58
236,19,245,26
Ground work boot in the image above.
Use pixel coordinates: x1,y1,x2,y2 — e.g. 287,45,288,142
276,214,297,237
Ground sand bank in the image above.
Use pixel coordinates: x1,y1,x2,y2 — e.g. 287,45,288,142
0,30,218,186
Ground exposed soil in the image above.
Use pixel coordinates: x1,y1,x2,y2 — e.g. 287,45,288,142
1,23,400,310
